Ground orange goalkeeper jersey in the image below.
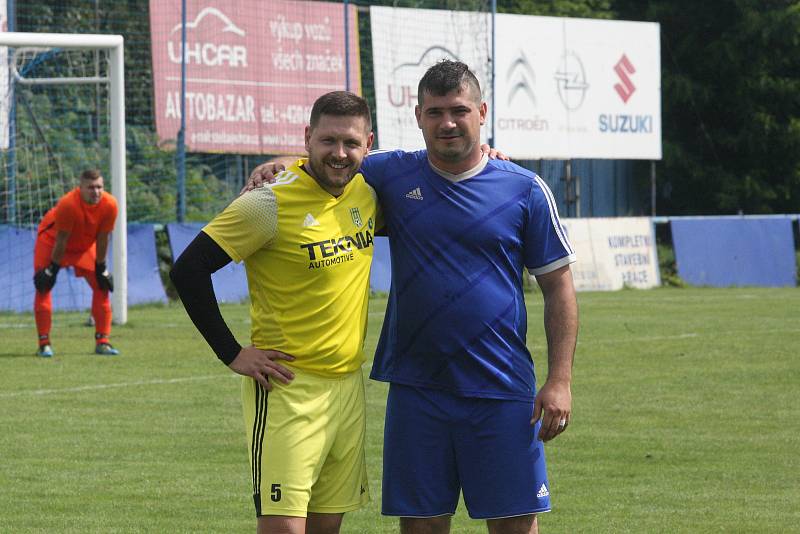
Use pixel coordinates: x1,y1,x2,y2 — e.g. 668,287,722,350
37,188,118,253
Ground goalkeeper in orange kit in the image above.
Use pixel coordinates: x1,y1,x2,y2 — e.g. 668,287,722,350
33,169,119,357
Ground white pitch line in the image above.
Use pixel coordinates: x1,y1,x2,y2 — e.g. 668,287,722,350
0,374,234,398
585,333,699,345
572,327,800,347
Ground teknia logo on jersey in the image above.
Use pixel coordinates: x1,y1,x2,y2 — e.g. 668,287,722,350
299,230,374,270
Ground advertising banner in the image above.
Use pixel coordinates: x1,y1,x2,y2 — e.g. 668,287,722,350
370,6,492,150
370,8,660,159
495,15,661,159
150,0,360,154
561,217,660,291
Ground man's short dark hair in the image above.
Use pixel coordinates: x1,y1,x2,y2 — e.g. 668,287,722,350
309,91,372,132
418,60,482,105
80,169,102,181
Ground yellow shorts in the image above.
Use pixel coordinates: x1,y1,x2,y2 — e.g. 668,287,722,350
241,367,370,517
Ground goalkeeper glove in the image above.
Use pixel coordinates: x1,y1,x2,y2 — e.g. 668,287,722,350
33,262,60,293
95,261,114,292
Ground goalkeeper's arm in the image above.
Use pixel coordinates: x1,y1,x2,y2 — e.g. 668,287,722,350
94,231,114,291
50,230,69,264
33,231,70,293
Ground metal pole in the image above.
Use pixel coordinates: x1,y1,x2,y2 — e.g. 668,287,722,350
94,0,100,141
650,160,656,216
344,0,350,91
176,0,187,222
109,36,127,325
6,0,16,224
565,159,572,216
490,0,496,147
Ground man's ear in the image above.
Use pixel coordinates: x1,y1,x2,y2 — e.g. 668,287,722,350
415,105,422,129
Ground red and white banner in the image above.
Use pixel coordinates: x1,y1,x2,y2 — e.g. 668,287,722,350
150,0,360,154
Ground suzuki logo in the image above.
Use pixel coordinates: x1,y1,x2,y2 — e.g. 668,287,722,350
613,54,636,103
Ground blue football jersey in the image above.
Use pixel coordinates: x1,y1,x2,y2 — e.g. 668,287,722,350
362,150,575,400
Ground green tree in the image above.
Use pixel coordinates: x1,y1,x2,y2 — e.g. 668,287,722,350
614,0,800,214
498,0,614,18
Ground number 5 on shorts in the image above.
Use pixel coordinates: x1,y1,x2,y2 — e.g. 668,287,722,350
271,483,282,502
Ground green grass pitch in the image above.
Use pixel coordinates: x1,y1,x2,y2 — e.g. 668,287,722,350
1,287,798,533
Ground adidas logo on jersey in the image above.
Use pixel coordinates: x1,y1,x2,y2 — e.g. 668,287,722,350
302,213,320,227
536,483,549,498
405,187,423,200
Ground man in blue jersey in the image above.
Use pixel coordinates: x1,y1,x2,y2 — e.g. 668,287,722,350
248,61,578,534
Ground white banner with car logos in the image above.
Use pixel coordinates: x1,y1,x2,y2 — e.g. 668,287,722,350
370,7,661,160
560,217,660,291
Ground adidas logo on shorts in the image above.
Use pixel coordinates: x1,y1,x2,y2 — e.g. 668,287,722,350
537,483,549,498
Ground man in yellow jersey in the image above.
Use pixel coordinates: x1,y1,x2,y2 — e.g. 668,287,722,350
170,91,378,534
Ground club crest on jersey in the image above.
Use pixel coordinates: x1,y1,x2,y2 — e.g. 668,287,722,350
350,207,362,227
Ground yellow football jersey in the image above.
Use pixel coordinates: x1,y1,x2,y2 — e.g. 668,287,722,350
203,159,380,376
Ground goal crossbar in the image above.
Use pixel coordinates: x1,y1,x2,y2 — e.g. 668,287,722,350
0,32,128,324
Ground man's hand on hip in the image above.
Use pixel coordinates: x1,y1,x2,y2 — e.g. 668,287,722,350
229,345,296,391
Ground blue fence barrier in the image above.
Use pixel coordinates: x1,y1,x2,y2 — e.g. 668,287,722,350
166,223,249,303
671,217,797,287
0,224,168,312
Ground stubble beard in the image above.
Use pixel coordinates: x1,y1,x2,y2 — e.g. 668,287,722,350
309,157,356,192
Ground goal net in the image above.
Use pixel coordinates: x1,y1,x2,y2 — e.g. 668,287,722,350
0,33,127,323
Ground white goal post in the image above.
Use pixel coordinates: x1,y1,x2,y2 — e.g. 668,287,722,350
0,32,127,324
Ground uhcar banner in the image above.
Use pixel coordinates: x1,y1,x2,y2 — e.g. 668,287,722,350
150,0,359,154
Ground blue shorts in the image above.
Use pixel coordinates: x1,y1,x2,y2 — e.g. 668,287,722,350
382,383,551,519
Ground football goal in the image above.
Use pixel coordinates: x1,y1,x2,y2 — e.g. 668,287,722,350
0,32,127,323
